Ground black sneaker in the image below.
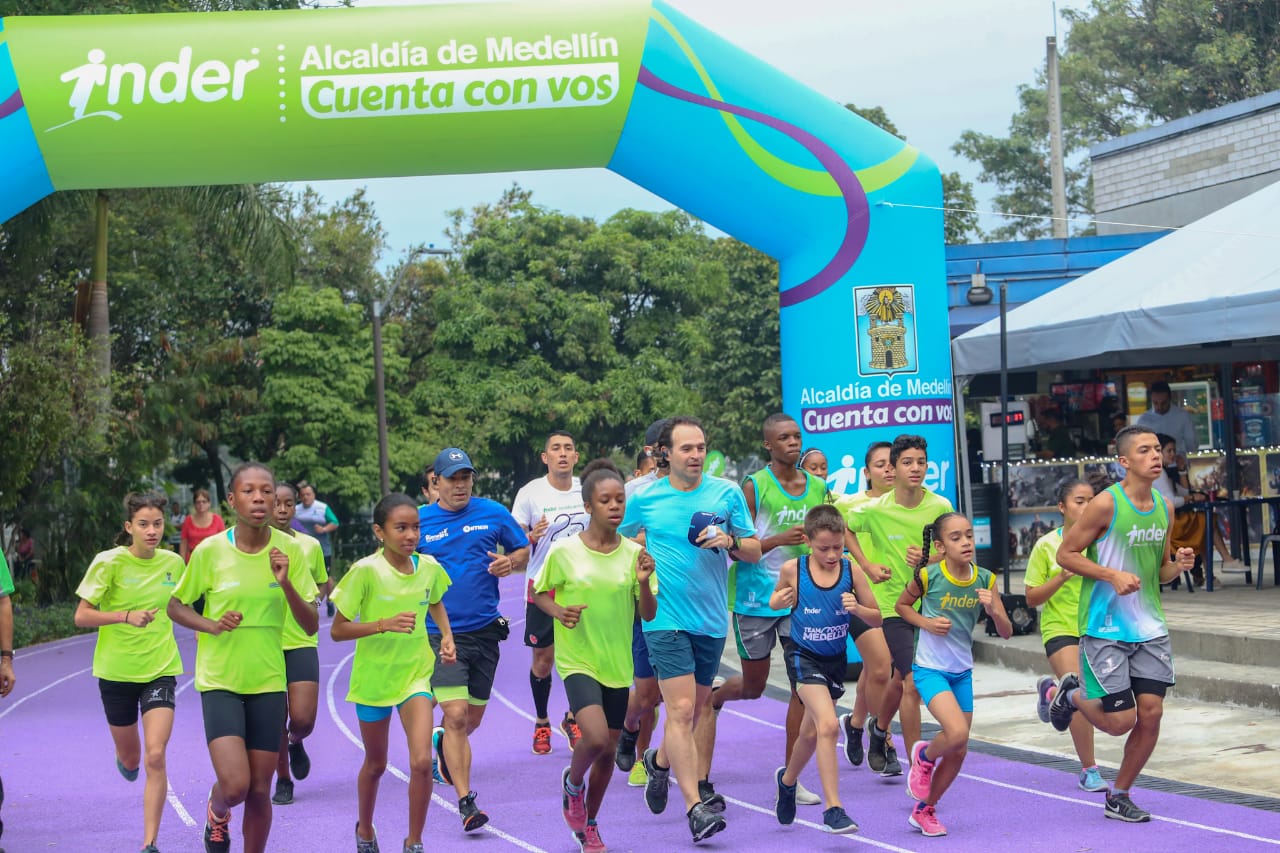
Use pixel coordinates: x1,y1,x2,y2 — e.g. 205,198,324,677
822,805,859,835
841,714,864,767
880,737,902,777
458,791,489,833
1050,673,1081,733
687,802,726,843
698,780,726,814
288,739,311,780
326,599,336,617
614,726,639,772
773,767,796,825
642,748,669,815
865,716,887,773
1105,792,1151,823
142,846,161,853
271,778,294,805
203,799,231,853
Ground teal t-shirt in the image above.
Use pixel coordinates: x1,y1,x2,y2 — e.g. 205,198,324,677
914,560,996,673
1079,483,1170,642
733,468,827,618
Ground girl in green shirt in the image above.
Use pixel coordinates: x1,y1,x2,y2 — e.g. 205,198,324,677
1027,478,1108,793
533,460,656,853
331,493,455,853
75,492,184,853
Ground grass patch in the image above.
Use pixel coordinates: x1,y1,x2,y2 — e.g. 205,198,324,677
14,601,92,649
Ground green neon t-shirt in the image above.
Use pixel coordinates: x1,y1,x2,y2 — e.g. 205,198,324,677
0,550,13,596
847,488,954,618
76,546,184,682
331,550,450,707
1024,528,1082,643
281,532,328,651
535,534,653,688
173,526,315,694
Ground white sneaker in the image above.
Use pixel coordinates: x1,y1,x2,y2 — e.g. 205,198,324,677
795,780,821,806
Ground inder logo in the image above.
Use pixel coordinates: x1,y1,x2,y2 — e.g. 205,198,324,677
49,47,261,132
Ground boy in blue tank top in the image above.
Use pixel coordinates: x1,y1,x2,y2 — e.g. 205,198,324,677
769,505,881,836
896,512,1011,838
1038,426,1195,825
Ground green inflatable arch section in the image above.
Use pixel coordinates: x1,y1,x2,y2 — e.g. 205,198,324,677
0,1,958,502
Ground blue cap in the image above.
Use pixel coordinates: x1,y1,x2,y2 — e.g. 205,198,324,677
434,447,474,478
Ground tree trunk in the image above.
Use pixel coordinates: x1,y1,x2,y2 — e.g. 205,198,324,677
203,440,227,506
88,191,110,388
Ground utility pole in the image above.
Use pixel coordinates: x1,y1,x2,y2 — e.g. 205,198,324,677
1047,35,1068,238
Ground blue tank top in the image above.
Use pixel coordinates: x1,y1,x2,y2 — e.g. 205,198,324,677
790,556,852,658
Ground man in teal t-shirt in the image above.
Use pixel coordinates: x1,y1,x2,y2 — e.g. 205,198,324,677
1044,426,1194,825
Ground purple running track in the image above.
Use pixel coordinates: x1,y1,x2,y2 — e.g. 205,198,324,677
3,574,1279,851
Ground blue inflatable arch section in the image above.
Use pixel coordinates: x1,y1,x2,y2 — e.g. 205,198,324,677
0,1,956,501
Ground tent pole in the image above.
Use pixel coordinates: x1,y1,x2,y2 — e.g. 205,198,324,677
1220,362,1240,562
1000,283,1011,595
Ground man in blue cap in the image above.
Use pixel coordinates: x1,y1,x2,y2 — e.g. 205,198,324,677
418,447,530,834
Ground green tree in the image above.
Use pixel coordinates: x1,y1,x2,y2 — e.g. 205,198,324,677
954,0,1280,240
844,103,983,244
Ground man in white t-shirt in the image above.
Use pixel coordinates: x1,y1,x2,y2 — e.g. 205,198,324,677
1136,381,1198,468
511,430,587,756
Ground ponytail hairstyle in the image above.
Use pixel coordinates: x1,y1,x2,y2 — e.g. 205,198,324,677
372,493,418,529
581,458,625,503
1055,477,1089,506
917,510,968,581
117,491,169,547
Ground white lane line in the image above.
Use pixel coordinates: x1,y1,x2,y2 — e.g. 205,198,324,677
721,706,785,731
0,666,90,719
17,633,96,659
324,651,547,853
716,701,1280,844
489,688,909,849
959,773,1280,845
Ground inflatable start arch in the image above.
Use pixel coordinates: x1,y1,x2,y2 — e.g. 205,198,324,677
0,0,957,502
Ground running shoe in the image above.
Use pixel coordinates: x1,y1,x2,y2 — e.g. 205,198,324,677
142,846,161,853
908,802,947,837
203,796,231,853
698,779,726,814
327,599,336,617
271,778,294,805
795,780,821,806
1049,673,1081,733
774,767,797,826
532,723,553,756
641,748,669,814
431,727,452,786
687,802,726,842
1036,675,1055,723
906,741,935,801
627,762,648,788
562,768,588,832
288,739,311,780
841,714,864,767
458,791,489,833
822,805,859,834
865,715,887,773
355,822,379,853
117,757,140,782
881,736,903,777
614,726,639,772
1079,766,1108,793
1104,792,1151,823
561,713,583,749
402,842,424,853
576,821,607,853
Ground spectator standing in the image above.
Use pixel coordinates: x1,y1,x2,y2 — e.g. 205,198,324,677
180,491,226,564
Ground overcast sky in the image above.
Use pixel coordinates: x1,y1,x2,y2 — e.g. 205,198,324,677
309,0,1083,262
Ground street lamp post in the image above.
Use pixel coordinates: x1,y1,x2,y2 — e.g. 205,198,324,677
374,245,452,496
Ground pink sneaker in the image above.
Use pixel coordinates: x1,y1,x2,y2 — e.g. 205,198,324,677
909,802,947,837
576,821,607,852
562,768,587,832
906,741,936,801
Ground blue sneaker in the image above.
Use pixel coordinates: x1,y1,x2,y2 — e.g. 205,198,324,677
774,767,797,826
116,757,139,782
431,727,451,786
1079,766,1107,792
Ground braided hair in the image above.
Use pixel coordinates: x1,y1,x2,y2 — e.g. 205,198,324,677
917,511,968,586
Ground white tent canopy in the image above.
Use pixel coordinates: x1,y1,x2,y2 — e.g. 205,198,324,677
951,180,1280,375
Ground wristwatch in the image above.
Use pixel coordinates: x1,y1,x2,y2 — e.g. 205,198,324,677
0,650,13,659
728,535,741,556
